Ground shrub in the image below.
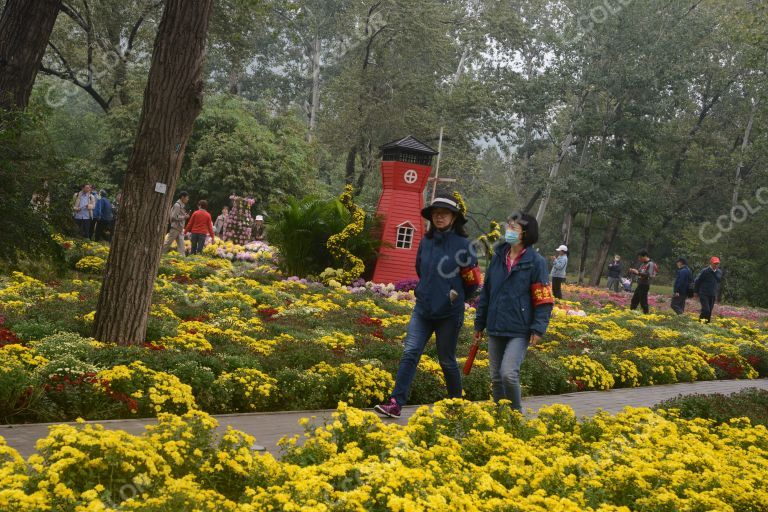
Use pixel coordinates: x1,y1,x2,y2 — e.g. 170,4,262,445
653,388,768,427
268,195,380,278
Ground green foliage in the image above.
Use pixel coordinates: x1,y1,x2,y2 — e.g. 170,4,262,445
181,95,316,213
0,110,66,266
654,388,768,427
268,194,381,278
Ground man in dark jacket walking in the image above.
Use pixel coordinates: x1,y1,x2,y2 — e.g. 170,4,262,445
671,257,692,315
606,254,622,293
629,250,657,314
694,256,722,322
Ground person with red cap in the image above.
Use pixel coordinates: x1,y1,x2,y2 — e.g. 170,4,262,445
693,256,722,322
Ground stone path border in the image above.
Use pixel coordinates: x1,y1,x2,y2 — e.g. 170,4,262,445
2,379,766,458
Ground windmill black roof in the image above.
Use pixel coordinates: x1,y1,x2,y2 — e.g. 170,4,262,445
380,135,438,155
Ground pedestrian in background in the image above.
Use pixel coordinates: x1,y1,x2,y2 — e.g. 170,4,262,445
629,250,658,314
214,206,229,240
93,190,114,242
671,257,692,315
550,245,568,299
185,199,215,255
694,256,722,323
72,184,96,239
163,192,189,256
606,254,622,293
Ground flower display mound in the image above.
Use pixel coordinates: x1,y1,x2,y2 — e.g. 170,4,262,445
1,401,767,510
224,195,256,245
0,236,767,423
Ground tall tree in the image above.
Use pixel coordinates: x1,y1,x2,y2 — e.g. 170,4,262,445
40,0,162,112
0,0,61,111
93,0,214,345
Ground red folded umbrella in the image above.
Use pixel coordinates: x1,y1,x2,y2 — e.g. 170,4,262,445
463,340,480,375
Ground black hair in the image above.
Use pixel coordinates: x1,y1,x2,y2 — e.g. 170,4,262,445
100,190,107,197
425,217,468,238
507,211,539,247
676,257,687,265
178,191,189,198
638,250,650,257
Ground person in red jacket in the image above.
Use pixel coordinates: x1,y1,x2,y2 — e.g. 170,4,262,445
185,199,215,255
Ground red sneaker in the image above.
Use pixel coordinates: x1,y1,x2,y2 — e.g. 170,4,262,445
374,398,401,418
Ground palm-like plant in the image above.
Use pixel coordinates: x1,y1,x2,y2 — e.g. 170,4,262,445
269,196,381,278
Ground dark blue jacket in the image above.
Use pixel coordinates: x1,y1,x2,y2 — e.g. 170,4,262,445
413,229,478,319
694,267,722,296
607,261,622,278
94,197,113,221
673,266,692,294
475,243,554,338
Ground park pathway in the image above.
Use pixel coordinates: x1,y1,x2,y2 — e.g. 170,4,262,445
2,379,767,458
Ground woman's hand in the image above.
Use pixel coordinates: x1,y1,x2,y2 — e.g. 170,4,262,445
473,330,484,342
529,334,541,346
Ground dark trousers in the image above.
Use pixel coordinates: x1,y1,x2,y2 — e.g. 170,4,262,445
75,218,91,238
391,313,463,406
671,293,686,315
94,220,113,242
631,282,650,313
552,277,565,299
190,233,206,255
699,294,716,322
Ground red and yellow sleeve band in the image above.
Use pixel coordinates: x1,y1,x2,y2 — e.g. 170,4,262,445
531,282,555,306
460,266,483,287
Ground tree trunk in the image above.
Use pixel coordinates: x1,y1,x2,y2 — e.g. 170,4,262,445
227,61,241,95
93,0,213,345
577,209,592,285
732,97,758,206
535,93,588,226
561,209,574,245
589,215,620,287
0,0,61,111
344,144,357,186
307,35,321,143
535,130,574,226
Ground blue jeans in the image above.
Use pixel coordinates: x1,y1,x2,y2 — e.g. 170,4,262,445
391,313,463,406
488,336,528,411
190,233,206,255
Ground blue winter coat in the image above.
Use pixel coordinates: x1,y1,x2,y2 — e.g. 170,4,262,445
413,229,478,319
475,243,554,338
673,266,692,294
93,198,113,221
694,267,722,296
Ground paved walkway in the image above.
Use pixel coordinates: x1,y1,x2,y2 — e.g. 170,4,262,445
2,379,766,458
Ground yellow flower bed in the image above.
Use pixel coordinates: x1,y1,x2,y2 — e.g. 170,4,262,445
314,331,355,350
560,355,615,390
5,402,766,510
74,255,106,274
214,369,276,411
96,361,196,415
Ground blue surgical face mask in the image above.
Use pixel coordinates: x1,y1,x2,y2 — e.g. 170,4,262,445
504,229,520,245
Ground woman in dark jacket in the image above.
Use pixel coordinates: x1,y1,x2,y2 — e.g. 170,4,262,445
375,195,480,418
474,212,554,411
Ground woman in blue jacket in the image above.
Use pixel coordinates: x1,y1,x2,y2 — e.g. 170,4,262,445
474,212,554,411
375,195,480,418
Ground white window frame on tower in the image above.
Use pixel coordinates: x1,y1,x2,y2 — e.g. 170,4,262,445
395,222,415,249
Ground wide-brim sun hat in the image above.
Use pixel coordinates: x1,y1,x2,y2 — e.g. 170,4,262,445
421,195,467,224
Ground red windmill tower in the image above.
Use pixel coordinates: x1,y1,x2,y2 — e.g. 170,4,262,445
372,135,438,284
